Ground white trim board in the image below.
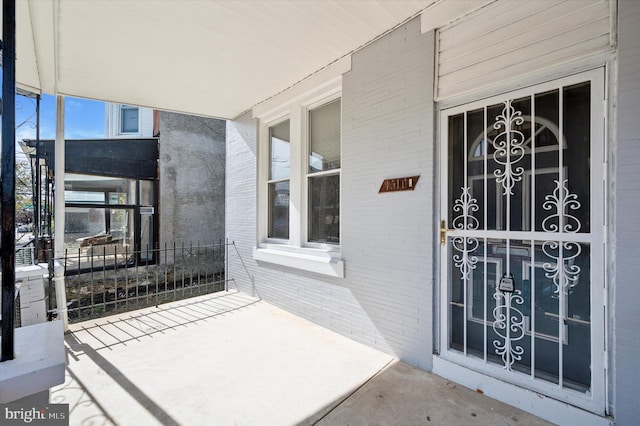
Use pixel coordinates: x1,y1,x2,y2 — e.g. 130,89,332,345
253,247,344,278
433,357,612,426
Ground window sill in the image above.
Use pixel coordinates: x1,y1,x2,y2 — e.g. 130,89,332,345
253,245,344,278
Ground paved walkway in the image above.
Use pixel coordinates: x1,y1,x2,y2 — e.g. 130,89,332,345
52,291,551,426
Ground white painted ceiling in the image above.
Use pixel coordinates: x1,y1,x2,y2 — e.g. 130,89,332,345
8,0,436,119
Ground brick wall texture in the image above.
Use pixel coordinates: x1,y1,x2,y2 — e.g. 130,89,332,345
226,17,435,368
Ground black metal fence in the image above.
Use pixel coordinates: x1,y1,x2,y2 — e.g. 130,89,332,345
49,240,228,323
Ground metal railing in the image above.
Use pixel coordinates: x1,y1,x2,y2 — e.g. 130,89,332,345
48,240,229,323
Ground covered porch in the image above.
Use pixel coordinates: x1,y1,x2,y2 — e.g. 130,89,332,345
54,290,548,425
3,0,640,423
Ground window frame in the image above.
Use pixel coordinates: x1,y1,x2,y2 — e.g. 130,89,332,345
266,118,292,240
119,105,140,134
255,81,344,277
64,174,159,268
304,98,341,247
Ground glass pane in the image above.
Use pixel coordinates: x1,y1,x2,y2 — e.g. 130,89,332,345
508,97,531,232
449,237,465,353
467,239,489,358
308,174,339,243
470,240,493,320
309,100,341,173
449,235,482,353
64,207,134,270
533,89,560,232
482,239,531,374
486,103,503,231
140,213,154,261
140,180,155,205
65,191,105,204
121,106,139,133
564,242,591,391
64,208,136,247
270,120,290,181
65,174,135,204
108,192,128,205
534,239,591,391
268,181,289,239
65,208,106,246
563,82,591,234
448,113,465,227
466,108,485,231
110,209,131,244
483,98,532,231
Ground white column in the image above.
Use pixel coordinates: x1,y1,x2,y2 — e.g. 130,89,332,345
54,95,68,331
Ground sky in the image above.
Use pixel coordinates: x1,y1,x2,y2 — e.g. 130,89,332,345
15,93,106,160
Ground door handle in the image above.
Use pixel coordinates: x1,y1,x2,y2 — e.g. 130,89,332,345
440,220,447,246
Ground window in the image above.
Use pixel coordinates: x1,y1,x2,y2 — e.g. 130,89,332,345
64,173,158,268
255,88,343,277
120,105,139,133
268,120,290,239
308,100,340,243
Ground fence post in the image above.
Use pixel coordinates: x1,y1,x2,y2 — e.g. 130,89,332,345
225,238,229,292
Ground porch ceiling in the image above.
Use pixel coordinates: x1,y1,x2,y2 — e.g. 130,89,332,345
8,0,435,119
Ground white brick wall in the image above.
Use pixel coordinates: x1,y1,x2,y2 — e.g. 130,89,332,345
226,114,258,297
226,18,435,368
225,2,640,422
614,0,640,422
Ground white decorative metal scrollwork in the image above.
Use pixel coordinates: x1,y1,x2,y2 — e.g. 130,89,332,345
542,241,581,294
451,187,479,281
541,179,582,293
492,290,526,370
452,187,479,231
492,101,526,195
452,237,479,281
542,179,581,233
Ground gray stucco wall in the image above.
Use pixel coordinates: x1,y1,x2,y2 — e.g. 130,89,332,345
226,18,435,368
613,0,640,423
159,112,225,246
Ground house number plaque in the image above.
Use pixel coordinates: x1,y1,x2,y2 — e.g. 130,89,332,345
379,175,420,193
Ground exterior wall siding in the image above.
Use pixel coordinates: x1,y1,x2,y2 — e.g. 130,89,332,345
613,0,640,423
105,103,154,138
159,112,226,245
226,17,435,368
139,108,154,138
436,0,611,101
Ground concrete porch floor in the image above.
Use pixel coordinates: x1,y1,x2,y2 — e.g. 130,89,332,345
52,291,551,425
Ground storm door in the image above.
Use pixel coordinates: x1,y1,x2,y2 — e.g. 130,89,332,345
439,70,605,413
